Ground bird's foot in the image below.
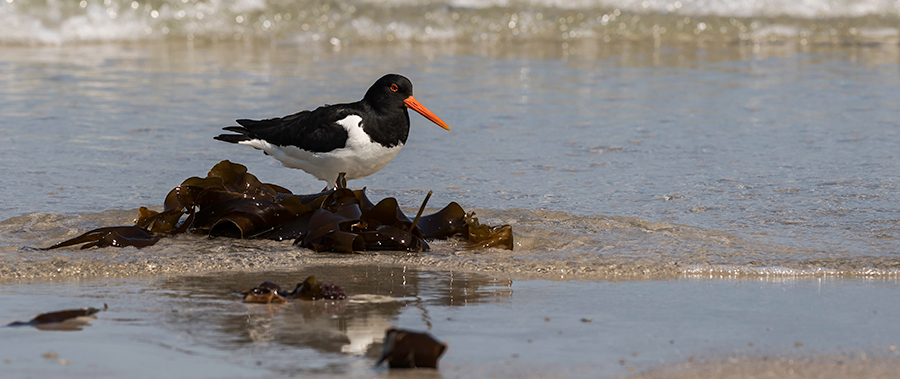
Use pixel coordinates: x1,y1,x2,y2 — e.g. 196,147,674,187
333,172,348,190
321,173,348,192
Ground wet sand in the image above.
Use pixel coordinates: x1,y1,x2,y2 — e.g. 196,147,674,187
628,355,900,379
2,265,900,378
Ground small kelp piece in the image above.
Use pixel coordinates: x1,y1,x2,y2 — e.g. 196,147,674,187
42,226,160,250
353,188,377,212
187,162,301,238
352,197,429,252
163,179,220,211
363,198,413,228
298,208,365,253
416,202,468,239
263,212,315,241
323,188,361,212
408,190,432,233
134,206,192,234
7,306,104,331
195,197,297,239
359,225,428,251
164,161,290,211
242,281,289,303
465,213,514,249
207,160,289,201
376,328,447,369
291,275,347,300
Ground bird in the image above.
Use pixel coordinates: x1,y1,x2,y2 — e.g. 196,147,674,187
214,74,450,189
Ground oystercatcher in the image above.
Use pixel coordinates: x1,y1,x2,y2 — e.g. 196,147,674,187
214,74,450,188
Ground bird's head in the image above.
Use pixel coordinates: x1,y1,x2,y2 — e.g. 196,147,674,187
365,74,450,131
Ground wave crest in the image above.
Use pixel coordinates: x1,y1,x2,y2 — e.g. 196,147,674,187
2,0,898,45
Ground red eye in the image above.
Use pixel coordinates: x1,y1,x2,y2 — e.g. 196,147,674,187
390,84,399,92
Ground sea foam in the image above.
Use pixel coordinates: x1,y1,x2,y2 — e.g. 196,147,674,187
1,0,898,45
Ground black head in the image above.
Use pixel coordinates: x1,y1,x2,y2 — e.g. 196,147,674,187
363,73,414,112
363,73,450,130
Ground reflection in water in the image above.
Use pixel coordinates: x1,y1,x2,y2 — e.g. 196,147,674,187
6,306,103,331
31,315,97,332
154,265,512,375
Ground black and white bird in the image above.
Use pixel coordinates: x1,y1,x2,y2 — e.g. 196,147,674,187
214,74,450,188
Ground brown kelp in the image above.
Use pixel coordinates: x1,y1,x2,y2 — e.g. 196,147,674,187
42,226,161,250
7,305,106,331
242,276,346,303
377,328,447,369
242,281,290,304
43,160,512,253
291,275,347,300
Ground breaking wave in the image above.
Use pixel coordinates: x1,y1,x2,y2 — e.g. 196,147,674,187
2,0,899,45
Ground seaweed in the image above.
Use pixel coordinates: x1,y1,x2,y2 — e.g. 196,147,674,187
242,281,290,304
7,305,106,331
376,328,447,369
465,213,515,250
290,275,347,300
43,160,513,253
242,276,346,303
43,226,161,250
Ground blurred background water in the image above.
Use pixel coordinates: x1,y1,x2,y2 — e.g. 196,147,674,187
1,0,899,278
2,2,900,378
2,0,900,45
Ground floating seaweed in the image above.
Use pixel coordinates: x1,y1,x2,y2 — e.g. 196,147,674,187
377,328,447,369
465,213,514,250
41,226,161,250
242,276,346,303
242,281,289,304
43,160,513,253
7,305,107,331
291,275,347,300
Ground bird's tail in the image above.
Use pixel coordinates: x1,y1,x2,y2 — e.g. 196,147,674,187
213,126,252,144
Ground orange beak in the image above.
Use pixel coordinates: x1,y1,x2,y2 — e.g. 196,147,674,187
404,96,450,131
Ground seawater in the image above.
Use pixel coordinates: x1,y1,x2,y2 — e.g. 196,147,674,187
3,268,900,378
1,0,899,280
2,0,900,45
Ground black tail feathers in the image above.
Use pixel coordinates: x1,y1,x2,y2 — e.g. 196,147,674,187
214,126,251,144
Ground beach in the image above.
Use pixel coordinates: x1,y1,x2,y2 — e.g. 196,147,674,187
3,266,900,378
2,0,900,377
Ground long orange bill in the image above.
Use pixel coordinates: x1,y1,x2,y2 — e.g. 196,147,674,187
404,96,450,130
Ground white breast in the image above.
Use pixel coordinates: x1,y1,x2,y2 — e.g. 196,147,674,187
239,115,403,183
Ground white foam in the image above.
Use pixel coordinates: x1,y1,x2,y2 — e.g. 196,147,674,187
681,264,900,279
1,0,898,45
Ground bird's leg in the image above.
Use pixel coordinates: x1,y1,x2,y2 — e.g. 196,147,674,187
333,172,348,190
321,173,348,192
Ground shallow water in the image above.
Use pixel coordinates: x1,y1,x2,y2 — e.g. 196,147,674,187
2,0,900,377
2,40,900,278
3,267,900,379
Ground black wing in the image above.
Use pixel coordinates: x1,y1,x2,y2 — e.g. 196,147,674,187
214,103,360,153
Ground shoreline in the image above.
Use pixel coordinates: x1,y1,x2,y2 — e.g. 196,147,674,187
5,231,900,282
